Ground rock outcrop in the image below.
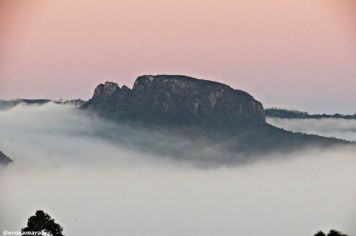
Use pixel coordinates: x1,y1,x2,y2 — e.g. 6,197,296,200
0,151,13,166
82,75,265,127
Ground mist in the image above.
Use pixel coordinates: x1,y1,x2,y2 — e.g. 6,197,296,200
1,104,355,235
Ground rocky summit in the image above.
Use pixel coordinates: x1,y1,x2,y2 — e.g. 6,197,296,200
82,75,265,127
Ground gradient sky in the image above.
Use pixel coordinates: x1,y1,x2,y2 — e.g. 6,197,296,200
0,0,355,113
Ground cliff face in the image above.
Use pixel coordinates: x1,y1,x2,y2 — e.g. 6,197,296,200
83,75,265,127
0,151,13,166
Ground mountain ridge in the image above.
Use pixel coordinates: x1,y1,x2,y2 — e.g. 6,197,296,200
266,108,356,119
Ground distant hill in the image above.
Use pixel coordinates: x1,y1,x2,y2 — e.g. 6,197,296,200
81,75,350,164
0,99,84,110
266,108,356,119
0,99,51,110
0,151,13,166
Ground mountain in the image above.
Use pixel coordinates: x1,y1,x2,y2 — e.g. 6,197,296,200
82,75,265,127
0,151,13,166
82,75,350,164
266,108,356,119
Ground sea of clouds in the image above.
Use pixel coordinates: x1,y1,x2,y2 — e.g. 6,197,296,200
0,103,355,236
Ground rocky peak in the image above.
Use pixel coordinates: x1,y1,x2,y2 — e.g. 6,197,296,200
83,75,265,127
133,75,229,93
133,75,156,88
93,82,120,98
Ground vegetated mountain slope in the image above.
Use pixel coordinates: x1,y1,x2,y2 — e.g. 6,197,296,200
82,75,349,163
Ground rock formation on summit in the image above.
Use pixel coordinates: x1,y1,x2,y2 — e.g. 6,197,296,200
82,75,265,127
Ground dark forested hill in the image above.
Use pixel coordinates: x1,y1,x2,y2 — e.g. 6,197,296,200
266,108,356,119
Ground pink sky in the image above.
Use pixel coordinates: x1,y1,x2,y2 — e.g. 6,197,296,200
0,0,355,113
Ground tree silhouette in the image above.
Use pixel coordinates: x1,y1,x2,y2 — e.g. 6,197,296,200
314,231,326,236
314,230,348,236
22,210,64,236
327,230,348,236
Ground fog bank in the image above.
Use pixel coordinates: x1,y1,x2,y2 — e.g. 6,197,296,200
0,104,355,235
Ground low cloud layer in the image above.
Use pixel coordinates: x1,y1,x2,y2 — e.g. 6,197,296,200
0,104,355,235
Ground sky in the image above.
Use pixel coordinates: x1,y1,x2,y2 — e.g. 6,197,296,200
0,0,355,113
